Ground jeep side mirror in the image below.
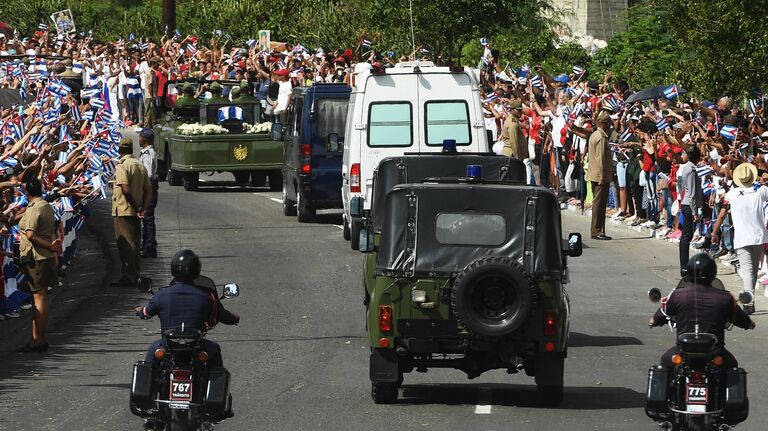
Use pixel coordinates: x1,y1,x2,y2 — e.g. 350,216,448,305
350,196,364,218
223,283,240,299
327,133,340,152
738,290,754,305
271,123,283,141
359,228,375,253
566,232,582,257
648,288,662,303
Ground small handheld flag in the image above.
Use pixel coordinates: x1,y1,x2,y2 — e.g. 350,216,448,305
656,118,669,131
720,125,738,140
572,66,585,78
663,85,678,100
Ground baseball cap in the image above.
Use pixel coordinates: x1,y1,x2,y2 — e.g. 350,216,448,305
139,128,155,139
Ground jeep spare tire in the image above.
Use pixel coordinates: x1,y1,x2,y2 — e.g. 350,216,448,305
451,257,536,339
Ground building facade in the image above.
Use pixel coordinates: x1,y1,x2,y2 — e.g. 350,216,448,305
552,0,637,40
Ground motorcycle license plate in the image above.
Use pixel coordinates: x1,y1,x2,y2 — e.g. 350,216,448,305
170,376,193,402
686,384,707,412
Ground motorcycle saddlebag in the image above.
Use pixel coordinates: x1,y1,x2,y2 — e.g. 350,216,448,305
205,367,231,416
644,365,668,416
724,367,748,424
130,361,155,409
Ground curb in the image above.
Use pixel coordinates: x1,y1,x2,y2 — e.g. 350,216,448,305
0,201,116,352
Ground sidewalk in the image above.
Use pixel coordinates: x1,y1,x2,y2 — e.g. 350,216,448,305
0,201,114,352
563,202,754,300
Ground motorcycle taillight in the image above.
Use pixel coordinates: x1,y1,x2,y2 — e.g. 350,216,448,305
689,370,707,384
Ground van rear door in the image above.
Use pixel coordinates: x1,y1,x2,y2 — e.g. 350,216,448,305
416,72,483,153
309,96,349,202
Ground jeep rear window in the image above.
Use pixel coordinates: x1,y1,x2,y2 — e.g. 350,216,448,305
368,102,412,147
435,213,506,246
425,101,471,146
313,98,349,141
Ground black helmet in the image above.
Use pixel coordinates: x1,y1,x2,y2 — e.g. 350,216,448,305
171,249,201,281
686,253,717,285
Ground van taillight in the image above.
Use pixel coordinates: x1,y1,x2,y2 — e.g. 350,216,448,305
378,305,392,332
543,311,557,337
350,163,361,193
300,144,311,174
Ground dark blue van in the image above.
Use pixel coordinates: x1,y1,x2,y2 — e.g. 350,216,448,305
281,84,351,222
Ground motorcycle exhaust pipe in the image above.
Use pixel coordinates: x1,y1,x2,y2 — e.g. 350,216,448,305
516,363,524,372
658,422,673,431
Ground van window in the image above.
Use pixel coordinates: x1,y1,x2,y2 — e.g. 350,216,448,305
293,100,304,137
435,213,506,246
313,98,349,140
368,102,412,147
425,101,471,146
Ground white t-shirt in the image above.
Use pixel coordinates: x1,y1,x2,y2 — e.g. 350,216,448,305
725,186,768,249
275,81,293,113
552,105,567,149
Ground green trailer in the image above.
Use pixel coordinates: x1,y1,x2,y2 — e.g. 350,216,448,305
153,80,284,191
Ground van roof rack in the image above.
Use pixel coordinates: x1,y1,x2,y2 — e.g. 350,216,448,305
394,61,436,68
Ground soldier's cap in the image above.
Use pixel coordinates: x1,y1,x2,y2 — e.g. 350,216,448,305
239,80,250,90
139,128,155,139
209,81,222,91
230,86,241,97
181,82,194,90
508,99,523,110
597,111,612,124
119,136,133,149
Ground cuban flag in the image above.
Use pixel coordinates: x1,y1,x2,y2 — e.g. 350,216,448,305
47,80,72,98
61,196,75,212
696,165,715,178
656,118,669,131
71,102,82,122
38,23,49,30
573,65,585,77
187,44,198,56
748,99,760,115
482,93,498,104
74,214,87,231
90,96,105,110
19,79,27,102
720,125,738,140
360,39,372,49
129,33,135,41
174,29,182,39
620,127,635,143
72,61,83,74
3,235,30,313
30,133,47,149
140,42,149,51
9,117,24,141
246,39,256,48
8,193,28,212
603,94,621,112
530,75,545,90
663,85,678,100
59,124,71,144
217,106,243,122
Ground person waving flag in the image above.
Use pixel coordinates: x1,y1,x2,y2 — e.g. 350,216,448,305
663,85,679,100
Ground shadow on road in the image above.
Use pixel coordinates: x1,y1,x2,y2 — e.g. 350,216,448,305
569,332,643,347
399,382,645,409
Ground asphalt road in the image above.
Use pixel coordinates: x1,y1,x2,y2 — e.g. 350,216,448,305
1,173,767,431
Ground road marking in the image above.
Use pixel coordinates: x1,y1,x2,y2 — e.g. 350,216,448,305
252,193,283,204
474,387,492,415
333,225,344,230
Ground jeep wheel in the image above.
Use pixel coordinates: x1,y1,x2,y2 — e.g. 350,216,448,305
537,384,563,407
350,219,362,250
451,257,536,339
282,185,297,216
251,171,266,187
233,171,250,184
371,382,398,404
268,171,282,191
296,191,315,223
166,154,183,186
183,172,199,191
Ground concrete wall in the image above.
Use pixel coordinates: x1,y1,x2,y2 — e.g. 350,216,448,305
552,0,628,40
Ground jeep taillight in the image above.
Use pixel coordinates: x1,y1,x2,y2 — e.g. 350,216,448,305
350,163,361,193
543,311,557,337
300,144,311,175
378,305,392,332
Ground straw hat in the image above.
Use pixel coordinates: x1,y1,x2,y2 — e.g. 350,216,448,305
733,162,758,188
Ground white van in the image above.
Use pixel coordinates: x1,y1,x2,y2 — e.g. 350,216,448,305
341,61,490,249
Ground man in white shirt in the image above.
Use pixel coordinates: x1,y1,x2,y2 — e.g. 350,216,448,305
273,68,293,125
722,162,768,312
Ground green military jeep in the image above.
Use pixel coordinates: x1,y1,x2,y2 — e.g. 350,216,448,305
154,80,283,191
354,155,582,406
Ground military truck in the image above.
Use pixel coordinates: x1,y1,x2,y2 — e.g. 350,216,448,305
353,154,582,406
154,80,283,191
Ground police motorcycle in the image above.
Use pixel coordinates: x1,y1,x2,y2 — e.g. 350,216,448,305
130,278,240,431
644,278,752,431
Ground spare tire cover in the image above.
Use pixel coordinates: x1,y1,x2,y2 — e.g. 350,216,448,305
451,257,536,339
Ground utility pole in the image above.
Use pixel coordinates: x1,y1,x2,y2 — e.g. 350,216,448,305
162,0,176,35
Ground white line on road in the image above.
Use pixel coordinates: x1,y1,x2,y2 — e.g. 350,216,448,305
474,387,492,415
268,197,282,204
333,225,344,230
252,192,283,204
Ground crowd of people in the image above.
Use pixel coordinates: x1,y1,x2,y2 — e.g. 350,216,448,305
1,24,767,351
476,40,768,312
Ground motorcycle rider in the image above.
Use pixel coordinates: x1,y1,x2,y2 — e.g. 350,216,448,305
649,253,755,370
136,249,240,368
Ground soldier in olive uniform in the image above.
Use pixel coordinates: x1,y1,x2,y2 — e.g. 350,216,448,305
111,138,153,286
500,99,529,160
207,81,230,104
17,179,60,353
586,111,614,240
175,83,199,109
233,80,259,103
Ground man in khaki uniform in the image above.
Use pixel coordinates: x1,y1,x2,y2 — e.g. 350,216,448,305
500,99,529,160
17,179,60,353
112,137,152,286
586,111,614,240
